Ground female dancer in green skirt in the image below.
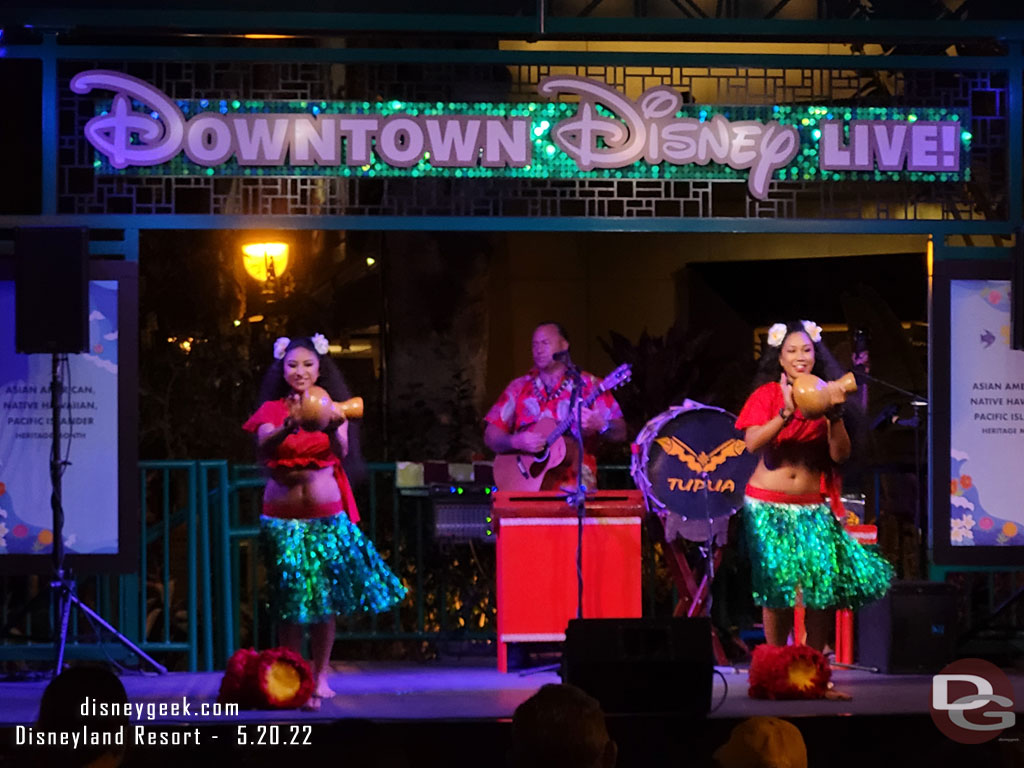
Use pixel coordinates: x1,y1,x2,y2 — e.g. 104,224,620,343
244,335,406,707
735,320,892,651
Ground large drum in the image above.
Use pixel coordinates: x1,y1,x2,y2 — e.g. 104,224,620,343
632,401,757,544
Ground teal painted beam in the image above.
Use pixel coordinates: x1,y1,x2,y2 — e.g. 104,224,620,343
931,244,1011,261
5,10,1024,41
0,645,137,661
0,10,545,35
122,228,139,262
540,17,1024,41
929,562,1024,579
197,466,214,672
3,43,1018,72
40,34,58,216
0,214,1013,235
9,234,192,259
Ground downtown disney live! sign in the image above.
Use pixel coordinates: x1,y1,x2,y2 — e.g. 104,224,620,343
73,70,971,201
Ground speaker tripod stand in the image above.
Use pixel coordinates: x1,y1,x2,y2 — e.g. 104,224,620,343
47,353,166,675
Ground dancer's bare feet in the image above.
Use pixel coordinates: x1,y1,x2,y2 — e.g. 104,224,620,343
314,674,336,699
824,684,852,701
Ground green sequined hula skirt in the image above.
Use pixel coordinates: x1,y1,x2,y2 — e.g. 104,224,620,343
743,487,893,611
259,509,407,624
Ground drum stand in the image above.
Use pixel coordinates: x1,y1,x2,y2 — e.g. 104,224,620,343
631,402,754,668
646,477,741,666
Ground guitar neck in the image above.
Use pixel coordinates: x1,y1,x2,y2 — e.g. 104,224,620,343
545,386,604,447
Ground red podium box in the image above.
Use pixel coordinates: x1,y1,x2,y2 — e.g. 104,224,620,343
493,490,644,673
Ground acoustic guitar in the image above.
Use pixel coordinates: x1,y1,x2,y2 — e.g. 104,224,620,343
492,364,632,491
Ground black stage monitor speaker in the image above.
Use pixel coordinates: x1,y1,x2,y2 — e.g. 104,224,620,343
562,617,713,716
857,580,957,674
15,227,89,354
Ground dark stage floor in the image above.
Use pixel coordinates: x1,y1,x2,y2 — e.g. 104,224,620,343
0,660,994,722
0,660,1021,766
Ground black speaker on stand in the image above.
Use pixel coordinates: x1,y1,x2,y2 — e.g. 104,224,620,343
857,581,957,673
15,227,90,354
561,617,713,716
13,228,166,674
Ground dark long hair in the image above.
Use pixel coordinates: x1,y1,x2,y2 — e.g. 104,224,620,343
751,320,845,391
750,321,866,452
255,336,365,483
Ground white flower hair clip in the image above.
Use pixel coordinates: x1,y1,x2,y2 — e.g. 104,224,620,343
311,333,330,356
273,337,291,360
766,323,788,348
801,320,822,343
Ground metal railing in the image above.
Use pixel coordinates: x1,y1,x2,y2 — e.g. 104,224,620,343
0,460,648,670
225,462,497,655
0,460,226,670
27,459,1007,668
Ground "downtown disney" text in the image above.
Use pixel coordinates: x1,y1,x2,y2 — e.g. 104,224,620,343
71,70,966,201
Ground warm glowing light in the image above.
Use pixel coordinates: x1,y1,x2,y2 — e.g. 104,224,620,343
328,342,372,354
242,242,289,282
233,319,242,327
247,315,265,323
366,257,376,266
242,34,292,39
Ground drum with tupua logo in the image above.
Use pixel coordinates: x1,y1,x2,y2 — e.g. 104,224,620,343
631,401,757,544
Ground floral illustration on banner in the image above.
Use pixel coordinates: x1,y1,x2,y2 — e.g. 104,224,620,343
951,512,975,544
0,481,9,553
0,480,78,555
951,450,1021,546
980,284,1011,312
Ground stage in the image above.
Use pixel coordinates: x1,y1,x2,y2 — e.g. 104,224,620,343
1,659,1019,766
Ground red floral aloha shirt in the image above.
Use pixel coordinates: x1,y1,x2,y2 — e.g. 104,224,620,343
484,368,623,485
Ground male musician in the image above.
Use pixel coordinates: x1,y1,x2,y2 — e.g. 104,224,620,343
484,322,626,489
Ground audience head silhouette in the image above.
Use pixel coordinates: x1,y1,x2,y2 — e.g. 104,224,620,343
713,716,807,768
35,666,130,768
510,683,616,768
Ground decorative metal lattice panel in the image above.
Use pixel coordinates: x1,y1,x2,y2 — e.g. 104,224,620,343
58,59,1006,221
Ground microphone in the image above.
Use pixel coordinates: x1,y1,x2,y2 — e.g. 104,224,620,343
553,349,581,378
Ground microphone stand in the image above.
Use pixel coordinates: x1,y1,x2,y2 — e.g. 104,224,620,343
855,370,927,406
854,370,928,575
520,354,587,678
562,361,588,622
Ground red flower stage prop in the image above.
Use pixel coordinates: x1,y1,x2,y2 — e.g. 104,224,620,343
218,647,314,709
748,644,831,700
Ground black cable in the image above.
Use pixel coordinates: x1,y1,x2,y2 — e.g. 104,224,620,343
60,354,73,479
60,577,163,677
76,586,130,674
467,539,487,581
709,667,729,713
49,354,65,577
575,384,585,619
